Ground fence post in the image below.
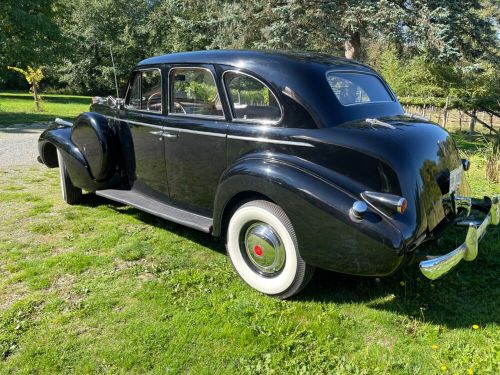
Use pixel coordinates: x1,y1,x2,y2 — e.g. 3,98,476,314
490,113,493,135
443,96,450,128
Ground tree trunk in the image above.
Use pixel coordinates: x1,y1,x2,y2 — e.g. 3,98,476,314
32,82,40,111
344,32,361,60
469,109,476,133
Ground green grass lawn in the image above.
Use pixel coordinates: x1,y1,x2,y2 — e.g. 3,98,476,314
0,92,91,127
0,143,498,374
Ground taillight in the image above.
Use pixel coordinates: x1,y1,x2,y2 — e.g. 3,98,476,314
397,197,408,213
362,191,407,215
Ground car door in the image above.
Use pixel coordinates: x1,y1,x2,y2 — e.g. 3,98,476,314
163,65,229,215
120,68,169,198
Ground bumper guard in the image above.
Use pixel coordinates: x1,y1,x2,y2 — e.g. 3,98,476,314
419,196,499,280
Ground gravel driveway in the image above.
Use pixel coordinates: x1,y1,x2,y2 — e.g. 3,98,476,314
0,124,48,167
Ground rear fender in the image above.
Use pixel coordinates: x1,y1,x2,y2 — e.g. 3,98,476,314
213,155,407,276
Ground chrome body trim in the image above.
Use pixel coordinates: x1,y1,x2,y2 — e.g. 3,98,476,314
105,115,311,145
162,126,225,138
365,118,396,130
419,196,499,280
105,116,163,130
350,200,367,220
54,118,73,127
227,135,314,147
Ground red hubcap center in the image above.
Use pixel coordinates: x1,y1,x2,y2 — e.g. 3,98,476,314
254,245,263,257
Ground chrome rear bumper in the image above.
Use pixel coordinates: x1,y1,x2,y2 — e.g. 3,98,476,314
419,196,499,280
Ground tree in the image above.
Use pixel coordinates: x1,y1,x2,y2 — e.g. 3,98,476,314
55,0,154,95
235,1,498,63
1,0,497,97
0,0,61,87
7,66,44,111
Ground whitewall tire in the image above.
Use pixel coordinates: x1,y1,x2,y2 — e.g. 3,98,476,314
226,200,314,299
57,149,82,205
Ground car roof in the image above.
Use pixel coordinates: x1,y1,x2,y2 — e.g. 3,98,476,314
138,49,371,71
137,50,403,128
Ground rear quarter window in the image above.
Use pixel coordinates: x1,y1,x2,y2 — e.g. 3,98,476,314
326,72,393,106
224,71,282,124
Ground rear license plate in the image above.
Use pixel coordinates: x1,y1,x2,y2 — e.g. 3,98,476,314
449,167,462,193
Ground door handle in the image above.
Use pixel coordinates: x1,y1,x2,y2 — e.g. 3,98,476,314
149,130,163,140
161,132,178,140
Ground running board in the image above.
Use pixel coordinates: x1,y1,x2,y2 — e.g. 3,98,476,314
96,189,213,233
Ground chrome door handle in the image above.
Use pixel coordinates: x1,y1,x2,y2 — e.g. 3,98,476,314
162,132,178,139
149,130,164,140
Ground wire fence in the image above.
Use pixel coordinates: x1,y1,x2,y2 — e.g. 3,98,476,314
402,102,499,135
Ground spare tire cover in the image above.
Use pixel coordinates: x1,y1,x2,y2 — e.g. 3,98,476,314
71,113,114,181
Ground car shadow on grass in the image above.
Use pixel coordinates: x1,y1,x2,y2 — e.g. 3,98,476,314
295,225,500,329
80,193,499,329
80,193,226,254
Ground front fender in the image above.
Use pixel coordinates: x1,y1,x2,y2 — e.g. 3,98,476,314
38,118,119,192
38,125,96,190
214,155,407,276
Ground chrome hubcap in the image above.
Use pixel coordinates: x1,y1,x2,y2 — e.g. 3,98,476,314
243,222,286,275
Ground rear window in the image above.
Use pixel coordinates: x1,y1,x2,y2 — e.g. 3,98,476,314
326,72,393,106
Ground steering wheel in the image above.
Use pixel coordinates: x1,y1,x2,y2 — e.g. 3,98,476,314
146,92,161,111
173,101,187,114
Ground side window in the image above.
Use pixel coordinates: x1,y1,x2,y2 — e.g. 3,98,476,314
141,70,162,112
126,73,141,110
170,68,223,117
125,70,162,112
224,71,281,123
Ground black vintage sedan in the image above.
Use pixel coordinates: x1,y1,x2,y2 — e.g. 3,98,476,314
38,50,499,298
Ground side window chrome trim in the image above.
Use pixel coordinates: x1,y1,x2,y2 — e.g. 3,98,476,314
124,67,163,113
167,66,226,120
222,69,283,126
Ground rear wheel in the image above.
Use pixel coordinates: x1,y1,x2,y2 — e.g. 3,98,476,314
226,200,314,299
57,149,82,205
